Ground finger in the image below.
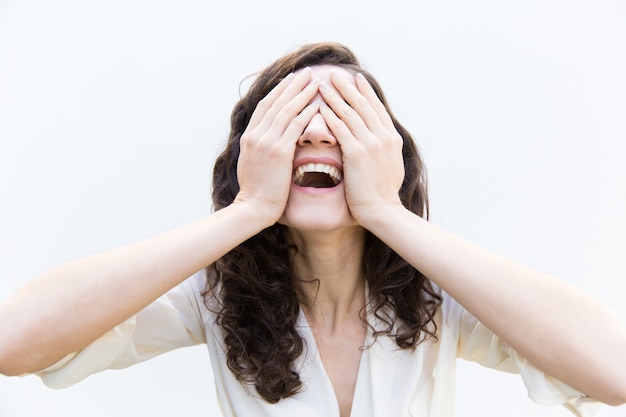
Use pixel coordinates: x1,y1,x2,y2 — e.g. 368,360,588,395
280,100,321,144
319,101,359,151
248,68,312,130
253,68,314,132
328,71,385,136
319,79,372,140
355,72,396,133
266,78,320,139
247,72,295,129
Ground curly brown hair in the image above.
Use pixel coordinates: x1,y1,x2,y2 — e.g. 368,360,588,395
205,42,442,403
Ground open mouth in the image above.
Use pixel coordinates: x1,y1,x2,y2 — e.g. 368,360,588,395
293,163,343,188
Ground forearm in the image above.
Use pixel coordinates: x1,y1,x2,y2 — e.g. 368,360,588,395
0,202,266,375
364,204,626,404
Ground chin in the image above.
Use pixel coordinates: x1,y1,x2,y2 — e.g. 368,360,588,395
278,205,357,232
278,185,356,231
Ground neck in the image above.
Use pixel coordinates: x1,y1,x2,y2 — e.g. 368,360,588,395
288,227,367,327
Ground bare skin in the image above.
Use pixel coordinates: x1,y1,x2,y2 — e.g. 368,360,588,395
0,68,321,374
314,66,626,412
283,68,371,416
309,311,365,417
1,64,625,417
289,226,367,417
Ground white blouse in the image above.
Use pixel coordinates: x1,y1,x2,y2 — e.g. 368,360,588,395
36,270,602,417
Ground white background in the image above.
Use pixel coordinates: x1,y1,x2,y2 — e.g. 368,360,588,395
1,0,625,416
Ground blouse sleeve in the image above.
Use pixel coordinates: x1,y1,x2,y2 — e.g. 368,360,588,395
443,292,604,417
34,271,207,389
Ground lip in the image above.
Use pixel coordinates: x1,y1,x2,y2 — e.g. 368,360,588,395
292,156,343,194
292,156,342,171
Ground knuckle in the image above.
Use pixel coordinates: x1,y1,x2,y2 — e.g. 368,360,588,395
257,95,273,108
290,115,309,130
257,134,273,147
268,144,291,160
257,92,276,107
279,100,297,115
381,131,402,145
355,96,369,110
268,146,284,158
239,133,252,147
326,117,344,131
339,106,353,119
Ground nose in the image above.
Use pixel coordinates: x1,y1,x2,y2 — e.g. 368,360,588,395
297,112,337,147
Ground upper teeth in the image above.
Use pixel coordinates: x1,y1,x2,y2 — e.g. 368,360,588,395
293,163,343,185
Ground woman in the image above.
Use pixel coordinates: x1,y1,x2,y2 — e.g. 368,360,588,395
0,42,624,417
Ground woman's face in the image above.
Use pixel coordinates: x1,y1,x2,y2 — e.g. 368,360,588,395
278,65,358,232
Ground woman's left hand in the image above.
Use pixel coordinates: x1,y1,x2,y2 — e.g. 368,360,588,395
319,71,405,226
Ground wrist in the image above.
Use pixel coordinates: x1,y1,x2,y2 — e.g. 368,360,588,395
356,200,408,232
229,197,281,230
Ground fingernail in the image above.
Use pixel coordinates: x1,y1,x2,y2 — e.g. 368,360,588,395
319,81,329,90
357,73,366,81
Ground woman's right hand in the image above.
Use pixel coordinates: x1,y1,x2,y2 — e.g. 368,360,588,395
234,68,320,226
0,69,323,376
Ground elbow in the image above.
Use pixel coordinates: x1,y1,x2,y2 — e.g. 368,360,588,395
0,326,20,376
0,349,51,377
602,383,626,407
0,365,26,378
601,394,626,408
587,329,626,406
605,350,626,405
0,345,26,377
0,325,47,377
594,361,626,406
0,310,64,376
575,377,626,407
0,339,36,377
0,309,31,376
